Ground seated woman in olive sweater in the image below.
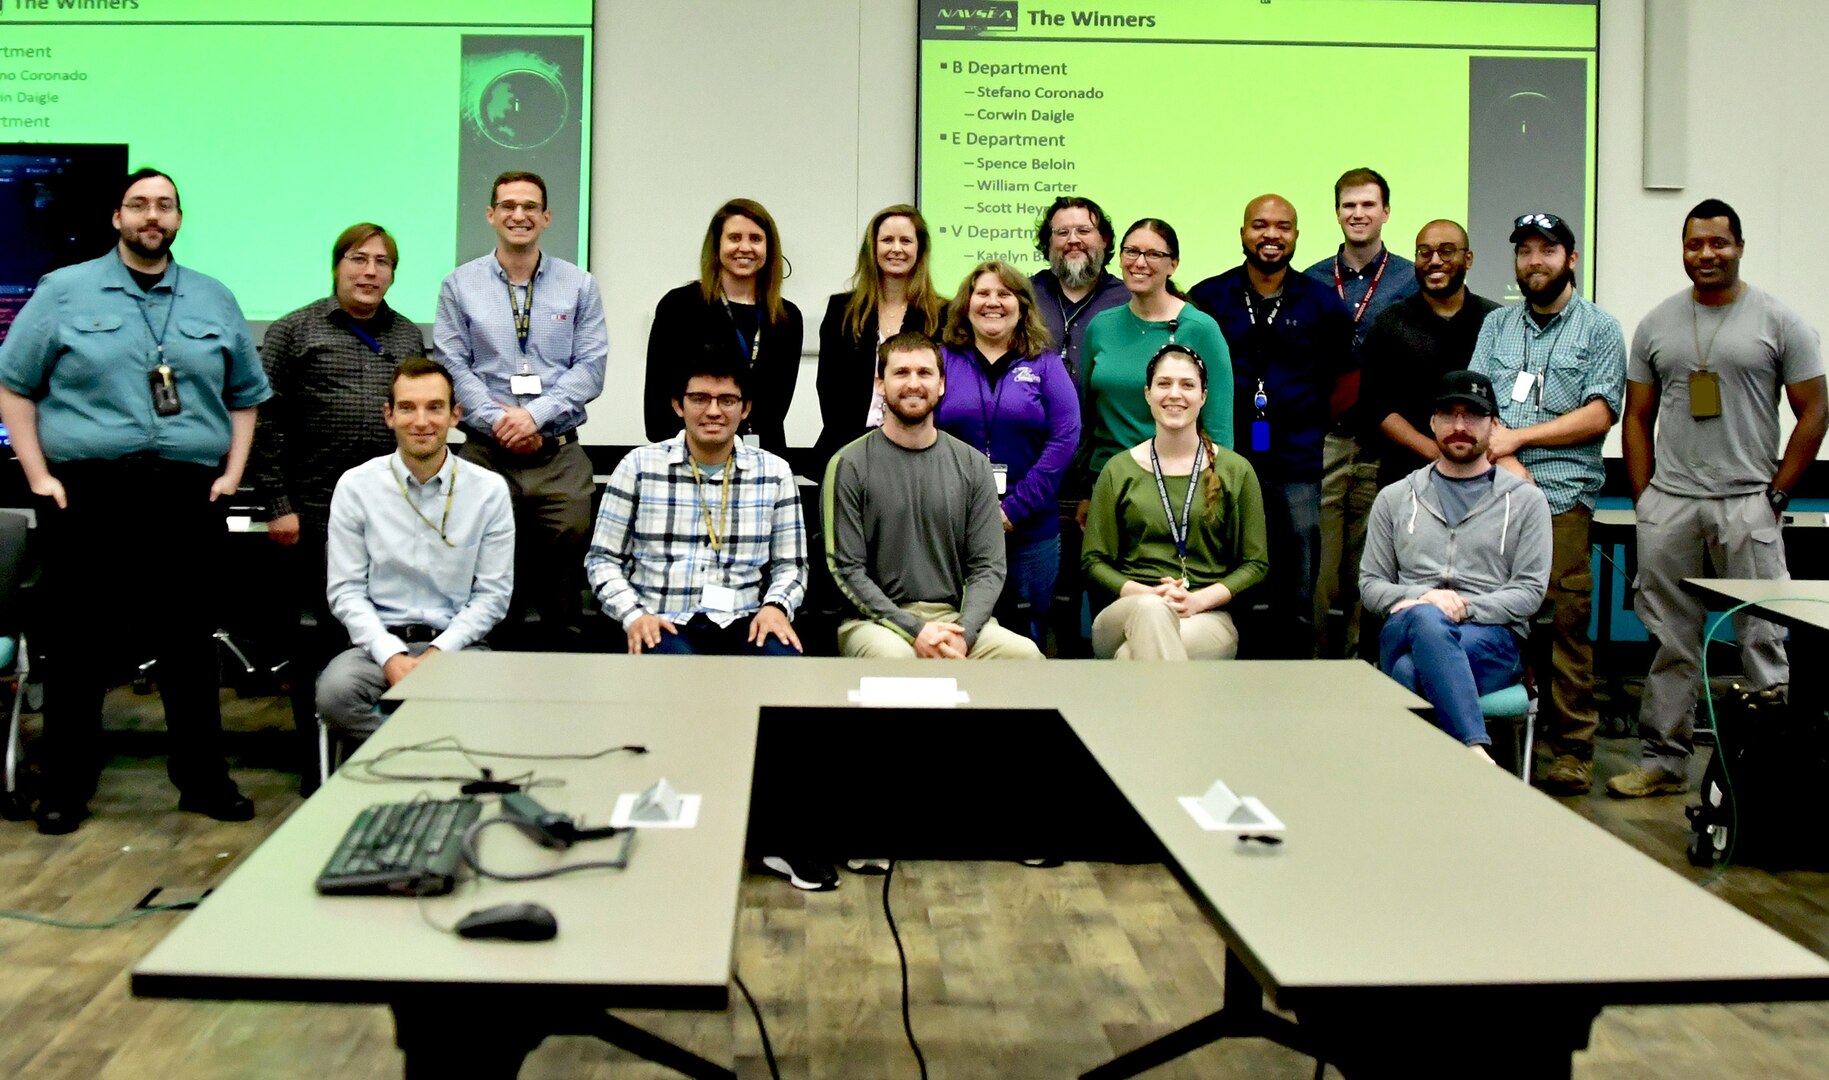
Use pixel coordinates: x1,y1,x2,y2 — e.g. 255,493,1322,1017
1083,345,1269,660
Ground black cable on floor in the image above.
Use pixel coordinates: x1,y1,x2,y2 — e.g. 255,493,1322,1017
732,970,782,1080
881,860,929,1080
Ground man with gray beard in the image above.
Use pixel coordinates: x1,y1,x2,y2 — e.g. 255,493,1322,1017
1029,196,1127,383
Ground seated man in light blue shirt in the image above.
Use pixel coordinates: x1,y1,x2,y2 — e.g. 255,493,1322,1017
319,357,515,736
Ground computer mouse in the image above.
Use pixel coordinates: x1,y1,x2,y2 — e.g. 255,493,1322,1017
454,902,559,942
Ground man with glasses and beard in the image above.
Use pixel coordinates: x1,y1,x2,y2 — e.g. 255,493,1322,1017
1363,219,1506,490
1469,212,1626,795
824,331,1042,661
1361,371,1550,760
1188,194,1354,658
1029,196,1126,382
0,168,271,834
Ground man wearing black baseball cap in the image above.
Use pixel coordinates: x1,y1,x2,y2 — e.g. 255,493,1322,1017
1360,369,1552,760
1468,211,1627,794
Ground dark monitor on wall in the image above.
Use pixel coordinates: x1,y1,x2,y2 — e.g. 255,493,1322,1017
0,143,130,347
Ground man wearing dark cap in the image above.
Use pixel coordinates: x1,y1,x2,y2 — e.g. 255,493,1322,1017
1469,212,1625,793
1360,371,1552,759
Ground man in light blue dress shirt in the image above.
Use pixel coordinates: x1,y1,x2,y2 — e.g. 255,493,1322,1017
318,358,515,736
433,170,606,647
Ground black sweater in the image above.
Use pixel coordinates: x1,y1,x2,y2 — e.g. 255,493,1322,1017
643,283,804,456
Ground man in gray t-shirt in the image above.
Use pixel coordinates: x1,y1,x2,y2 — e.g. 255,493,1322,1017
1612,200,1828,797
824,332,1042,660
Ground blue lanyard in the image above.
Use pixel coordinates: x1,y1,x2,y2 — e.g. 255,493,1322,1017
346,320,383,355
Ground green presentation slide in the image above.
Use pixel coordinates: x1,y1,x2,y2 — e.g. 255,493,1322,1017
0,0,592,323
918,0,1598,303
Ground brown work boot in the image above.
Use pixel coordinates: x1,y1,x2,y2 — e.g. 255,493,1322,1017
1539,755,1592,795
1605,765,1688,799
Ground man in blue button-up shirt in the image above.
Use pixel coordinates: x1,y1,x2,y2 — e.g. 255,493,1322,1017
319,358,514,737
1469,212,1626,796
433,171,606,648
0,168,271,834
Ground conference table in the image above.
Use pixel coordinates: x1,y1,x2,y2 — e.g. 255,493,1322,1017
133,654,1829,1079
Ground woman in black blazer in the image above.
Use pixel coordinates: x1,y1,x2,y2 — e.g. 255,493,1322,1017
644,198,804,456
811,204,946,471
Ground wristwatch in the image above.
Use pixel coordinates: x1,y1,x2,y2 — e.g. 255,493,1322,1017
1766,486,1791,514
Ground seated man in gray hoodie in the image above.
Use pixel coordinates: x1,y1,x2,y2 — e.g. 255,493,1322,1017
1360,370,1551,759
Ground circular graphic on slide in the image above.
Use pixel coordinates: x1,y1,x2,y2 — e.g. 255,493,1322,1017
462,50,571,151
480,69,569,150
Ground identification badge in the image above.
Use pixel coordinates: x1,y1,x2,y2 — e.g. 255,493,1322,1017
701,584,741,612
992,463,1008,495
149,363,182,417
741,434,760,448
1510,371,1535,403
1688,370,1722,419
509,373,542,396
1250,420,1270,453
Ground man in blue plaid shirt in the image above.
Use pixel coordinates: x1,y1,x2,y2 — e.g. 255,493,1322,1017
586,350,808,654
1470,212,1626,795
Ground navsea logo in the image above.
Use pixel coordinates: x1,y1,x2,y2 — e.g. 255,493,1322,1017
934,2,1018,35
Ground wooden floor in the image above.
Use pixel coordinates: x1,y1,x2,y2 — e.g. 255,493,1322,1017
1,688,1826,1079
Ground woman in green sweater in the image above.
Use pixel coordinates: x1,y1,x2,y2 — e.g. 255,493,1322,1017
1083,345,1269,660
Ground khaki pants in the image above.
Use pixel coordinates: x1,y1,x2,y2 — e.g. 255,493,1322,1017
1315,432,1380,659
1542,506,1599,759
1632,488,1789,773
1092,593,1239,661
838,601,1043,659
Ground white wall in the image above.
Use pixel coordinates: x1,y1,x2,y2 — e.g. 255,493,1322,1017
589,0,1829,451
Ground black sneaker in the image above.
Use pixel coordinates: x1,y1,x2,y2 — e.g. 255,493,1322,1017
34,802,89,836
178,789,255,822
760,856,838,891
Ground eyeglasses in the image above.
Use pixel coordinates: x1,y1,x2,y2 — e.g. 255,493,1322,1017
1051,225,1097,240
122,198,177,214
1414,244,1464,262
1120,246,1173,265
683,392,743,410
493,200,545,214
1515,212,1562,230
342,253,396,270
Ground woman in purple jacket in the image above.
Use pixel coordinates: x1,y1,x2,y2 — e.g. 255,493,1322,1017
936,260,1081,648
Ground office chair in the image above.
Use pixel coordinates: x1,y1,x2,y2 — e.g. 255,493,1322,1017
0,511,32,818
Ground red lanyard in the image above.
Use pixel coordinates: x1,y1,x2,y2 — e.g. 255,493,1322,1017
1333,248,1389,326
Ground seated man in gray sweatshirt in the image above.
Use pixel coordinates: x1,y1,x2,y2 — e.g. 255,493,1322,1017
1360,370,1551,759
824,331,1042,660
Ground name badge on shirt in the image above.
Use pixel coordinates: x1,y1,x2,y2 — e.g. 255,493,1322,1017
992,463,1008,495
741,434,760,448
1510,371,1535,403
701,584,741,612
509,373,543,396
1689,370,1723,419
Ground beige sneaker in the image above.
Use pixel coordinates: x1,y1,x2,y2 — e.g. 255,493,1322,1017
1539,755,1592,795
1605,766,1688,798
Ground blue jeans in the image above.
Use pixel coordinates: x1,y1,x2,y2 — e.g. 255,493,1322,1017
643,613,801,657
1259,478,1321,658
1379,605,1524,746
1002,534,1060,648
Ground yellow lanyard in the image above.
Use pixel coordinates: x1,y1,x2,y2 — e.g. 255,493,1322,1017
689,456,733,551
390,456,457,547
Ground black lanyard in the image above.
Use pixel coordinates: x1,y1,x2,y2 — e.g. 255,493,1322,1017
1243,290,1283,328
134,266,180,364
1333,248,1389,325
975,349,1010,458
1149,437,1204,582
505,257,539,354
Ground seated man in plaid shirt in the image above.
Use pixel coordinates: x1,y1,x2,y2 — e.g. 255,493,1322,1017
586,349,808,654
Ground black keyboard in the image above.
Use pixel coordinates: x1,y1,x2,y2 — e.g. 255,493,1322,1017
316,797,482,896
